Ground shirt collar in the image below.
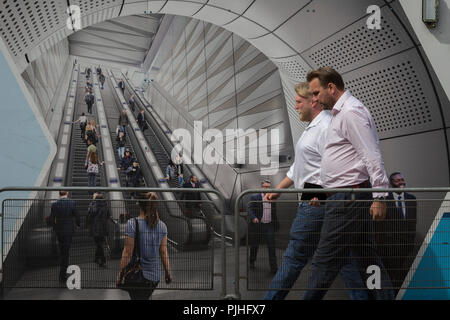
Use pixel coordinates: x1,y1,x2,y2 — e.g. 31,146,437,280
306,110,327,130
331,90,351,115
393,191,404,198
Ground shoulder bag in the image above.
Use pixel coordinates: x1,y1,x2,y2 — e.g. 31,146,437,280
117,218,147,290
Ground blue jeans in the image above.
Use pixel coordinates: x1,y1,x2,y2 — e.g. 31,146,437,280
120,125,127,137
117,147,125,160
264,202,368,300
302,192,395,300
87,172,97,193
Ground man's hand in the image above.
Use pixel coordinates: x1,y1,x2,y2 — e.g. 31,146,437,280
165,272,173,284
264,193,280,201
252,218,259,224
308,197,321,207
370,200,386,221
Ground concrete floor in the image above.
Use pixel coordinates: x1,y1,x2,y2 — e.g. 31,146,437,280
3,241,351,300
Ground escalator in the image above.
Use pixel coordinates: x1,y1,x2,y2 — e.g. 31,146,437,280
120,77,237,242
108,70,212,250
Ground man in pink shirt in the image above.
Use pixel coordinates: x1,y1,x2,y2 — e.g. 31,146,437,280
303,67,394,300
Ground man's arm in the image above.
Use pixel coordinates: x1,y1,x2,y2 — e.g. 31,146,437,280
248,195,259,222
264,176,294,201
342,108,388,220
49,204,56,228
342,108,389,197
72,201,81,228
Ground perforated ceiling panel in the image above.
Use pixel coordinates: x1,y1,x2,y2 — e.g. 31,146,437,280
343,48,442,139
273,55,310,82
0,0,122,71
302,5,413,74
0,0,67,58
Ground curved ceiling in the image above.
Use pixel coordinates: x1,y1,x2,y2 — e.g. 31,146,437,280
68,14,162,67
1,0,449,188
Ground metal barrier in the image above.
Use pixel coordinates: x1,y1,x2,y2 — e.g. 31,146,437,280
0,187,227,298
234,188,450,300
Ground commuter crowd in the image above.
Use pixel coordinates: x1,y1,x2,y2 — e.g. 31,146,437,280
47,65,418,300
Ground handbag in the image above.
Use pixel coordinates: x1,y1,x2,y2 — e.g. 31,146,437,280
117,218,148,290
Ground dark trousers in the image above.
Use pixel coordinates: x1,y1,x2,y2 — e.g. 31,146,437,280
302,191,395,300
249,222,277,270
57,234,73,279
128,280,158,300
94,236,105,264
265,202,368,300
87,103,93,114
80,124,86,140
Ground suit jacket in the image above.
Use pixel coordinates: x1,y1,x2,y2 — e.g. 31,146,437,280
137,112,145,125
182,182,201,199
248,193,279,232
49,198,80,235
375,192,417,257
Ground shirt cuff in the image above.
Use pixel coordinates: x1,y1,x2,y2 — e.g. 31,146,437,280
372,192,388,199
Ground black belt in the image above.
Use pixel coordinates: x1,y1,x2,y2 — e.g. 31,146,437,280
301,182,327,201
326,180,371,198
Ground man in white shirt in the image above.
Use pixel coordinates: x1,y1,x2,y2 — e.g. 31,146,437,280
264,82,367,300
302,67,394,300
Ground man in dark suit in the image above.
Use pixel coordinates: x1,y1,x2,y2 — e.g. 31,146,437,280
118,79,125,94
376,172,417,291
182,175,202,217
49,191,80,283
248,180,279,274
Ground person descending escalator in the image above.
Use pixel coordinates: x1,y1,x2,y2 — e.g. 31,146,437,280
129,94,136,113
85,124,98,146
85,90,95,115
116,131,126,160
118,149,136,194
73,112,88,141
99,73,106,90
87,192,111,267
127,160,143,199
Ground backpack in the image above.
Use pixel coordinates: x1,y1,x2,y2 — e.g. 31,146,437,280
85,94,91,104
86,130,96,143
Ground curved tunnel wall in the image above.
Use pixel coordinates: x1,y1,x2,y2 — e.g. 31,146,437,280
0,0,449,242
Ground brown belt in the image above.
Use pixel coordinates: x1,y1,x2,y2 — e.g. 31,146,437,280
326,180,370,198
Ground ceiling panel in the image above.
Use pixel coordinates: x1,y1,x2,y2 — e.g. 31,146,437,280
301,5,414,73
244,0,310,35
274,0,385,54
343,48,442,139
193,5,238,26
69,14,162,67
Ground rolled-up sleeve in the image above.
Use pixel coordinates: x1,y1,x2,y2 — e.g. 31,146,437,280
342,108,389,198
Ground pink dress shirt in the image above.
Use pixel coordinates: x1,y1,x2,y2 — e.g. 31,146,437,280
320,90,389,198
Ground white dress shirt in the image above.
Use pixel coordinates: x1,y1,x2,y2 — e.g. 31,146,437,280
287,110,331,188
320,90,389,198
260,193,272,223
394,192,406,219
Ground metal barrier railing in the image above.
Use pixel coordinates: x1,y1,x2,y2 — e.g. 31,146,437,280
2,186,450,300
0,187,227,298
234,188,450,300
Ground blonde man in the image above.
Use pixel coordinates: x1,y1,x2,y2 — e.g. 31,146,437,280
264,82,367,300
